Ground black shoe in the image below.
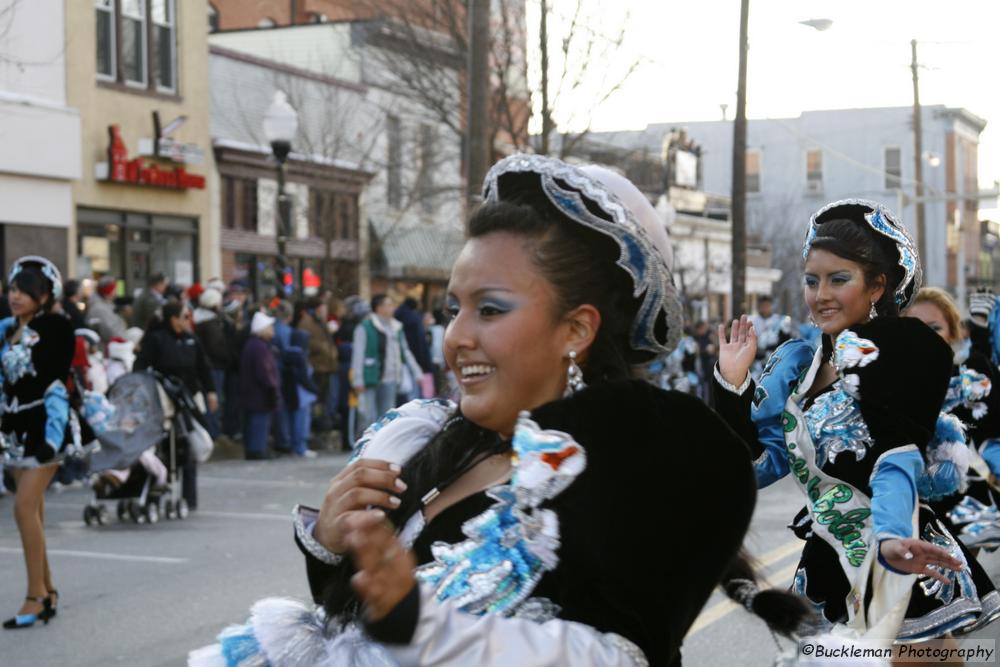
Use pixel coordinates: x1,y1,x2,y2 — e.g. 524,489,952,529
45,590,57,620
3,596,50,629
245,451,273,461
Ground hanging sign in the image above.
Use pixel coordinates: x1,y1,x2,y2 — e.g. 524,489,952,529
95,124,206,190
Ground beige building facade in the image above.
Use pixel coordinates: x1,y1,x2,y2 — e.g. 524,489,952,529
66,0,217,294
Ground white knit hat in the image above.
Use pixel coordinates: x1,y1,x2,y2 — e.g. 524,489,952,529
251,311,276,336
199,288,223,309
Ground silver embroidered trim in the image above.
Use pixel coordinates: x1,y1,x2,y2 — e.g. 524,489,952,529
292,505,344,566
482,154,683,356
398,511,425,550
510,596,561,623
602,632,649,667
895,597,980,643
713,364,751,395
804,382,874,466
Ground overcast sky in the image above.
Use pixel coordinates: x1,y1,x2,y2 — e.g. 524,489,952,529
538,0,999,213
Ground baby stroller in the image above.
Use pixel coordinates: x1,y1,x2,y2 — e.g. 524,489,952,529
82,370,208,526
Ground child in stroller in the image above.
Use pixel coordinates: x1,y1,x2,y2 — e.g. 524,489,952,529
82,370,210,525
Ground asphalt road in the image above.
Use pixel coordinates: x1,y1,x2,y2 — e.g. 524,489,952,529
2,457,999,666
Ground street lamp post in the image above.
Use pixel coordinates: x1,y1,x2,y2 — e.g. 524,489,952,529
263,91,299,297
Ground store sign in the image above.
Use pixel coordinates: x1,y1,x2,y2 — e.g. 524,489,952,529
137,112,205,165
95,124,206,190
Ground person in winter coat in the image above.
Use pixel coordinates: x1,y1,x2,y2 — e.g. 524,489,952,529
350,294,423,438
193,288,230,438
86,277,127,344
394,297,433,400
132,272,168,330
283,328,319,458
134,301,217,509
240,312,280,460
61,280,86,331
295,298,338,432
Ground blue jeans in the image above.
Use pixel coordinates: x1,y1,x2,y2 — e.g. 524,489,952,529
206,368,225,438
223,371,242,437
244,411,272,456
290,405,312,455
357,382,398,440
272,410,291,451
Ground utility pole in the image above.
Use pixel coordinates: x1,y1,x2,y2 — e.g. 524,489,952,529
730,0,750,318
539,0,552,155
911,39,927,262
466,0,491,206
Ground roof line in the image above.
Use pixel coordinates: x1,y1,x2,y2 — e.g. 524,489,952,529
208,45,368,93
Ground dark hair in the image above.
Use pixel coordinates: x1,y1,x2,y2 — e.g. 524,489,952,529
758,295,772,304
321,194,647,622
370,293,390,312
807,218,902,317
467,195,640,380
10,266,55,314
63,279,80,300
148,272,167,287
402,296,419,310
161,301,184,323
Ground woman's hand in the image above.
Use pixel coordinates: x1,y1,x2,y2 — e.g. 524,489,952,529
314,459,407,554
718,315,757,388
206,392,219,414
879,538,963,585
348,521,417,622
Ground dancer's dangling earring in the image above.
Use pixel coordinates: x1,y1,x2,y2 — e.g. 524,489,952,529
868,301,878,321
564,350,586,397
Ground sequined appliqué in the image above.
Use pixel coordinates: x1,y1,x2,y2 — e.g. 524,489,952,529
918,522,976,606
943,367,991,419
416,412,586,617
1,325,39,385
803,383,874,466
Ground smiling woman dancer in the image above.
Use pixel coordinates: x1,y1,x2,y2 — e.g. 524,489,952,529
190,155,770,667
714,200,999,647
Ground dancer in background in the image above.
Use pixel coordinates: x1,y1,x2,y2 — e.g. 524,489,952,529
1,257,97,629
715,200,997,644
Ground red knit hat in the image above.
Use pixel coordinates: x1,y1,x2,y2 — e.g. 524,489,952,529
186,283,204,302
97,278,117,297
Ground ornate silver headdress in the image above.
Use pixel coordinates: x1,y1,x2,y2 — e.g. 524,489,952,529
482,154,683,357
8,255,63,301
802,198,921,310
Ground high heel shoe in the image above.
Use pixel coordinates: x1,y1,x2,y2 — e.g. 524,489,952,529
43,590,58,620
2,596,50,629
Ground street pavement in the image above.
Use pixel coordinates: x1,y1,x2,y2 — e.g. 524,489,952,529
2,456,999,666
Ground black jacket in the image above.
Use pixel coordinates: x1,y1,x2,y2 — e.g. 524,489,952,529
194,312,232,371
135,326,215,396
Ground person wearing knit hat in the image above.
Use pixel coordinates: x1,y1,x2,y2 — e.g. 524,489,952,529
193,287,231,439
86,276,127,344
186,283,205,305
239,312,280,459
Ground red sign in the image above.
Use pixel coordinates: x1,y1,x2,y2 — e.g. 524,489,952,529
98,125,205,190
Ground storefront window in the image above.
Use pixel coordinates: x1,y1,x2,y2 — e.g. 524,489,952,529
149,231,194,288
77,209,197,295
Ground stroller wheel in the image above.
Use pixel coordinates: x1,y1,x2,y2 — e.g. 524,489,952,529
176,498,189,520
96,505,110,526
163,500,175,520
127,501,145,524
117,500,128,521
145,502,160,524
83,506,95,526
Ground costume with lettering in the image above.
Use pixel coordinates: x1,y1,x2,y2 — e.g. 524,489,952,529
713,201,999,645
0,257,98,469
188,156,757,667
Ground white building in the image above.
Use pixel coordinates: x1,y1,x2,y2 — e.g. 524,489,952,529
0,0,81,273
